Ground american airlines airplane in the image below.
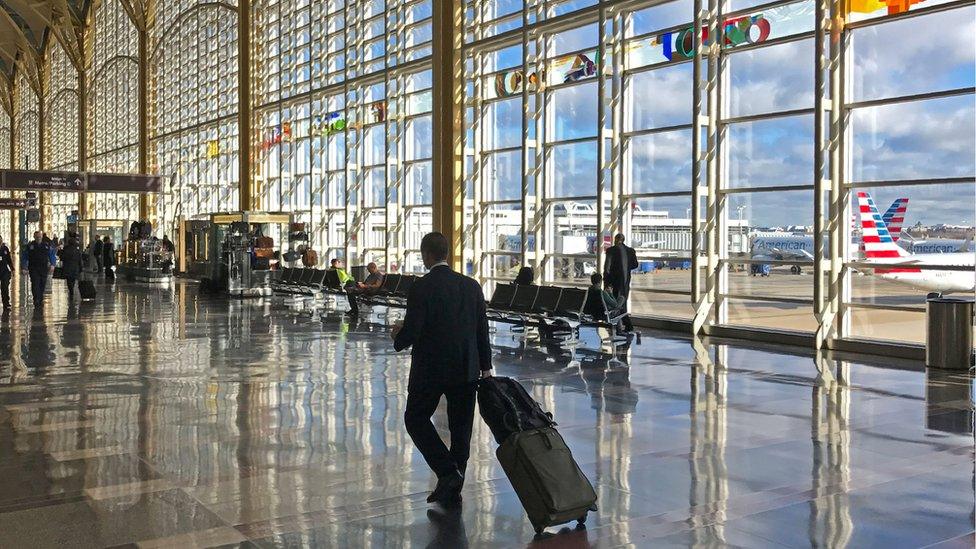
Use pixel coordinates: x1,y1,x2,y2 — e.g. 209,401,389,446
856,191,975,294
751,198,909,274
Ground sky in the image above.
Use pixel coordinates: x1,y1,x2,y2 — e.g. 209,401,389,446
478,0,975,228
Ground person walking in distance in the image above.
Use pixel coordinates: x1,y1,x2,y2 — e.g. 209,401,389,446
92,236,103,273
60,238,84,301
22,231,55,307
102,236,116,281
0,236,13,309
603,233,638,332
392,232,493,507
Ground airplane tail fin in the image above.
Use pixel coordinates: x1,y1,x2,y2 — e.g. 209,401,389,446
856,191,911,260
882,198,909,242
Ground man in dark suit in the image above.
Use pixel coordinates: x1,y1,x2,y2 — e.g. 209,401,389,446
392,232,492,507
603,233,639,332
0,236,13,309
59,238,84,301
22,231,55,307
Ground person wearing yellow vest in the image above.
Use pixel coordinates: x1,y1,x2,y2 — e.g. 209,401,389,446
330,258,358,315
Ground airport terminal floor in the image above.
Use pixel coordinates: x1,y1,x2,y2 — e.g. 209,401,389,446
0,277,972,548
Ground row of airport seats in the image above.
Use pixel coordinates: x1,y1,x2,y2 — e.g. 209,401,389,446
486,283,630,345
271,269,629,344
271,267,420,305
271,267,338,295
359,273,418,307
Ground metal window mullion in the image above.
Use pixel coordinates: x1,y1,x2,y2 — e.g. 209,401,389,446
595,4,608,276
714,0,730,327
471,52,486,282
537,29,553,283
691,0,705,307
836,0,853,342
611,9,626,252
383,31,394,271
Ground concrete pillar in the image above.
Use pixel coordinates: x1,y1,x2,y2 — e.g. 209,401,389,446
431,0,464,268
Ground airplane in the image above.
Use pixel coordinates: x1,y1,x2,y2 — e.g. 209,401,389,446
856,191,975,294
750,197,910,276
899,235,975,255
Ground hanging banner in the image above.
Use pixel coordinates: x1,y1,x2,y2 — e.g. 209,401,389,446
2,169,85,192
86,173,165,193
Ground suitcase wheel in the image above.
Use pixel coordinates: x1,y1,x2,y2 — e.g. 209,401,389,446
576,514,587,529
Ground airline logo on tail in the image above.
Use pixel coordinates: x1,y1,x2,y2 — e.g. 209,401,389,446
856,191,918,273
881,198,908,242
851,197,909,241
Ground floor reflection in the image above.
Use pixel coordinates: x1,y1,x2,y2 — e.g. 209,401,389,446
0,278,970,548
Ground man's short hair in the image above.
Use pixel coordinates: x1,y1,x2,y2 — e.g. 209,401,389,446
614,233,625,243
591,273,603,286
420,232,449,262
367,262,377,270
330,258,340,267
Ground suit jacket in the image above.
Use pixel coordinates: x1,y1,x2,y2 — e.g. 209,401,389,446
394,265,492,391
60,247,83,278
603,243,639,290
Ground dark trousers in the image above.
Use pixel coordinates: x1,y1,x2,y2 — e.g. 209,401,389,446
346,291,359,314
609,283,633,331
405,383,477,479
29,270,47,305
344,282,359,314
66,277,77,299
95,256,103,273
0,276,9,308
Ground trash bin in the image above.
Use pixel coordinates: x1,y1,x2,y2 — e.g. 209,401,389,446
926,295,974,370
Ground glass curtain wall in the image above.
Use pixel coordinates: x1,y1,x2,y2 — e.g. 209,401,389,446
461,0,974,346
86,0,141,222
251,0,433,271
14,70,40,172
44,40,81,237
462,1,706,309
0,109,12,245
713,0,817,332
839,1,975,345
149,0,241,238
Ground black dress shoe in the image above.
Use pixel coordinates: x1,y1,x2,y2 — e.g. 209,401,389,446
427,470,463,504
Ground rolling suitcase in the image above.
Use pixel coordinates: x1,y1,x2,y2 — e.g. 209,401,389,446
497,427,598,535
78,280,96,300
478,377,597,535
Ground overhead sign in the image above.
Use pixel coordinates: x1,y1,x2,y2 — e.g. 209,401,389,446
0,198,29,209
86,173,164,193
0,170,163,194
2,170,84,192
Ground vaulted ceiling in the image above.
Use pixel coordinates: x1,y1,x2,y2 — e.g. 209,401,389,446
0,0,90,102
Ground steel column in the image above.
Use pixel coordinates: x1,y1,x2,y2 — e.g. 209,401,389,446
238,0,253,212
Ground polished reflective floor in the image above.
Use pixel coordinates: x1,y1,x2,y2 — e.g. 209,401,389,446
0,277,972,548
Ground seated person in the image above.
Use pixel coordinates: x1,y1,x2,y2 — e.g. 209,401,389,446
330,258,359,315
588,273,623,318
514,266,534,286
356,262,384,294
